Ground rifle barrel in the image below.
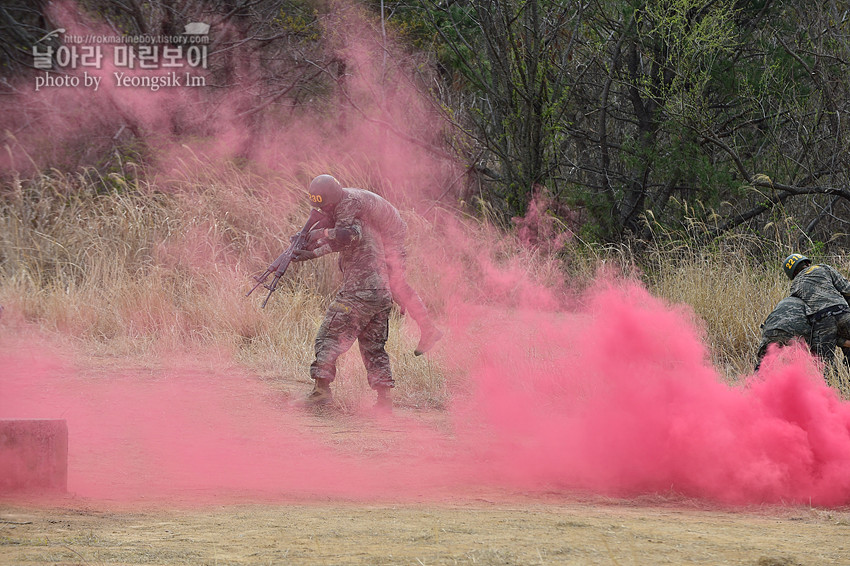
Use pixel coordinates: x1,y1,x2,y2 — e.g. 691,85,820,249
246,271,271,297
260,274,282,308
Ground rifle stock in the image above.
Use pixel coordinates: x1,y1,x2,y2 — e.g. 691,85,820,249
246,208,328,308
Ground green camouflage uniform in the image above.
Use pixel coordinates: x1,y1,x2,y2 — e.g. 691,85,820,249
790,263,850,363
755,296,812,369
307,191,395,390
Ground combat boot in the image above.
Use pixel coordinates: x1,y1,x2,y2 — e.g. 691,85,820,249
304,378,333,406
414,322,443,356
374,386,393,412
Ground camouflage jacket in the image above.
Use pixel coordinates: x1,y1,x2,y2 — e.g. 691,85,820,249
335,187,407,243
308,192,392,298
789,264,850,316
760,296,811,339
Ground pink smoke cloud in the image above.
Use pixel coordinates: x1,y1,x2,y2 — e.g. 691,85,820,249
443,280,850,506
1,0,451,209
3,276,850,507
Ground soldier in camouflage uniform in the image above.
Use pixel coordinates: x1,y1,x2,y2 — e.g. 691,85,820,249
292,174,440,409
755,296,812,370
305,176,442,356
784,253,850,367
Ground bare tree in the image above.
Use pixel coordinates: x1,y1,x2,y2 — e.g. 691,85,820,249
415,0,850,246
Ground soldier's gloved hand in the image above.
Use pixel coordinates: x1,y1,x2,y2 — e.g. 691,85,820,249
306,228,328,247
292,249,318,262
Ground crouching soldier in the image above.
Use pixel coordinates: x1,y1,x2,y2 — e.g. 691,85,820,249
755,296,813,370
785,253,850,368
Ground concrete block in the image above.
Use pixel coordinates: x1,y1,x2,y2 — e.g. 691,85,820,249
0,419,68,493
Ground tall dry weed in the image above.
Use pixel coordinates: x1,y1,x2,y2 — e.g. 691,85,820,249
637,227,850,395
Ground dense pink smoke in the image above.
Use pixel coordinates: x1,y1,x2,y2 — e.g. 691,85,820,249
0,340,466,503
3,0,850,509
0,0,449,207
3,278,850,507
442,280,850,506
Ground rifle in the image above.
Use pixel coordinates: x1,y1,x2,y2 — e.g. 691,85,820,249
247,208,329,308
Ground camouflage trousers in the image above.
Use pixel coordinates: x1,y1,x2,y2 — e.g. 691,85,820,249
311,291,394,389
811,310,850,367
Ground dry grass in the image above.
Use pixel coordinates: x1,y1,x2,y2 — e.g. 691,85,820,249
637,233,850,393
2,163,849,403
0,162,454,407
642,240,781,381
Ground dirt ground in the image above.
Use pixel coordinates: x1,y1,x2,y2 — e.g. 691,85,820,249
2,494,850,565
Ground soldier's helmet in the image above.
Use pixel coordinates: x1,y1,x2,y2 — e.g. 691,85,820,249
783,253,810,280
308,175,343,209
